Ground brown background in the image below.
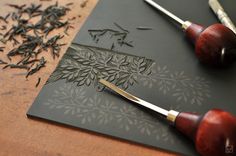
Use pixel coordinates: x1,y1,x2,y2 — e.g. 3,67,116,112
0,0,178,155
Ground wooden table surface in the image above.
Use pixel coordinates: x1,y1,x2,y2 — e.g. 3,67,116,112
0,0,178,155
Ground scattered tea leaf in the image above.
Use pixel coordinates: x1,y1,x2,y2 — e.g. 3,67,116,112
35,77,41,87
3,64,29,70
26,57,46,78
80,0,89,8
0,46,5,52
114,22,129,33
0,59,7,64
136,26,153,30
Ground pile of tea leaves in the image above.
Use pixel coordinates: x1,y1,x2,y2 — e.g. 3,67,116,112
0,1,75,87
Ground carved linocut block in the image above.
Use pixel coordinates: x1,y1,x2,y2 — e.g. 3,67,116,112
28,44,214,156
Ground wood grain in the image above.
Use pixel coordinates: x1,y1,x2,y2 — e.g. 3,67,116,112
0,0,178,156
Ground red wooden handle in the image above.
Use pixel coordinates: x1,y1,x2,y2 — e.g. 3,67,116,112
185,23,236,66
175,109,236,156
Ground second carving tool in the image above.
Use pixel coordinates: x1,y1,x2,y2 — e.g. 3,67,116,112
144,0,236,66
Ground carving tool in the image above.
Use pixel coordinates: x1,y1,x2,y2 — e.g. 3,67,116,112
144,0,236,66
99,79,236,156
209,0,236,34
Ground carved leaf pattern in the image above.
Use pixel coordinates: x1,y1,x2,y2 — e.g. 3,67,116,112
139,67,211,105
48,44,153,90
48,44,210,105
44,84,178,144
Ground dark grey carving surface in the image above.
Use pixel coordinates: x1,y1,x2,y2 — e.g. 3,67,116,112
27,0,236,156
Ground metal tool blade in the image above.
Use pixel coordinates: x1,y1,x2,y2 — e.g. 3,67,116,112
144,0,191,30
144,0,184,26
99,79,169,117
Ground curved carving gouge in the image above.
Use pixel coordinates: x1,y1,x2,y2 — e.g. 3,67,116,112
144,0,236,66
99,79,236,156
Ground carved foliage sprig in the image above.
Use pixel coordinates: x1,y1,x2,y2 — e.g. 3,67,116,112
48,44,154,90
44,84,177,144
139,66,211,105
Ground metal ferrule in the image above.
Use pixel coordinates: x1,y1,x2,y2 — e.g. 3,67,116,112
167,110,179,123
182,21,192,30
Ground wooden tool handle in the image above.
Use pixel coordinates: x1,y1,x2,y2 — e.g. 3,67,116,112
185,23,236,66
175,109,236,156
